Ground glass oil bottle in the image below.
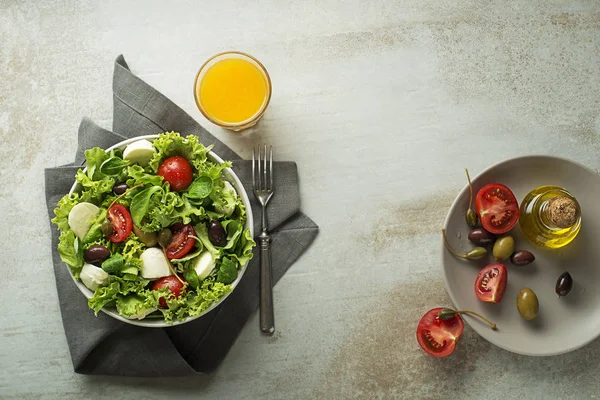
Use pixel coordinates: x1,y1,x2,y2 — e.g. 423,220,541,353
519,185,581,249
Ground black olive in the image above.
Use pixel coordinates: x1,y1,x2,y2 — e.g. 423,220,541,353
84,245,111,266
556,272,573,297
208,220,227,247
468,228,496,246
510,250,535,266
112,183,129,195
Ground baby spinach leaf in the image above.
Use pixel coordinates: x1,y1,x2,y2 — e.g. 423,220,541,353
130,186,163,226
100,157,131,176
186,176,213,200
217,256,238,284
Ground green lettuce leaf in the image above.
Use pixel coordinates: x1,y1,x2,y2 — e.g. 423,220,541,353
88,276,151,315
85,147,109,181
148,131,213,172
100,156,131,176
227,228,256,266
130,186,163,226
193,223,221,258
51,193,80,232
82,209,107,244
75,169,115,204
185,175,213,200
116,294,159,319
217,256,238,284
57,231,84,278
126,165,164,187
221,220,242,251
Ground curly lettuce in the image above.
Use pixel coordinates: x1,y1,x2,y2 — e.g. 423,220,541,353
148,131,213,172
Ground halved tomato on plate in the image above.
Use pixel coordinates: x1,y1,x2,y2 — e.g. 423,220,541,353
474,263,507,303
416,307,464,358
475,183,519,234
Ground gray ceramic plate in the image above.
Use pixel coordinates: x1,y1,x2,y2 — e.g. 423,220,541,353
442,155,600,356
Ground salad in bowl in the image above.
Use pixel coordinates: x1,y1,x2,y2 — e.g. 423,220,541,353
51,132,255,326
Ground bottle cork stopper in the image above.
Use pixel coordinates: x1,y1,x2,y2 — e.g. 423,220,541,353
547,196,578,229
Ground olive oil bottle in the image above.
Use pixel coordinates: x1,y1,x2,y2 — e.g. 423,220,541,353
519,186,581,249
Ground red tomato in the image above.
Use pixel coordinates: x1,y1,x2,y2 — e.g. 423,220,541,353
152,275,187,309
158,156,193,192
165,223,196,260
475,183,519,234
475,264,508,303
416,307,464,358
107,204,132,243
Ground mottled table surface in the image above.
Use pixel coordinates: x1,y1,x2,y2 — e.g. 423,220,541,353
2,1,600,399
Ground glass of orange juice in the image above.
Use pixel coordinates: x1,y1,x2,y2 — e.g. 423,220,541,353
194,51,272,131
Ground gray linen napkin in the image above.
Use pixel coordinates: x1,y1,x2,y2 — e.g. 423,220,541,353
44,55,319,376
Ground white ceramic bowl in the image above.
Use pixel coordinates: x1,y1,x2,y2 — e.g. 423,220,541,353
442,155,600,356
68,134,254,328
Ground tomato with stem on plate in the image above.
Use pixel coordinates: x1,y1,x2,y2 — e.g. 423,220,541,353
475,183,519,234
475,263,507,303
165,223,196,260
416,307,464,358
152,275,187,308
158,156,193,192
107,204,133,243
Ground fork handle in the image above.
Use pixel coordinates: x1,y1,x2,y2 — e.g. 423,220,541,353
259,233,275,334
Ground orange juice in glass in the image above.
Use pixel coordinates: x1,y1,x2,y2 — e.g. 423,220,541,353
194,51,272,131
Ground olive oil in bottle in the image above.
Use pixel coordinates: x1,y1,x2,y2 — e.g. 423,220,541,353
519,186,581,249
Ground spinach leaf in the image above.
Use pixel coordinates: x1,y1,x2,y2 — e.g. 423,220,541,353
130,186,163,226
85,148,109,181
217,256,238,284
100,157,131,176
184,269,200,289
186,176,213,200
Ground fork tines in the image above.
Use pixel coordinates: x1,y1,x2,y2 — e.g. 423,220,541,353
252,144,273,192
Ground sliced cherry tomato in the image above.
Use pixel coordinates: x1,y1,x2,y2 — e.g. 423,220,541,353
107,204,132,243
158,156,193,192
152,275,187,308
475,263,507,303
416,307,464,358
165,223,196,260
474,183,519,234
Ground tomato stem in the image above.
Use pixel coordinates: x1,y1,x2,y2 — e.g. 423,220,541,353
161,248,185,285
109,183,145,209
455,309,497,330
465,168,473,209
442,229,468,259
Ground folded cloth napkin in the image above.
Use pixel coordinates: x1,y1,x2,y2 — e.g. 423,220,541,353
44,55,319,376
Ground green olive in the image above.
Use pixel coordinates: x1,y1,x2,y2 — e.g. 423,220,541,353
466,209,478,227
101,219,114,237
493,235,514,261
157,228,173,248
517,288,539,320
133,225,158,247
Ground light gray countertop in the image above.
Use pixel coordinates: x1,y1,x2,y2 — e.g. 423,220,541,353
2,1,600,399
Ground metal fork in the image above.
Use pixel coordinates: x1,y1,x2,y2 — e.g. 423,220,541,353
252,144,275,334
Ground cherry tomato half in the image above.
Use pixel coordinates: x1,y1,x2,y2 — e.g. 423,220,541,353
475,263,507,303
474,183,519,235
107,204,132,243
165,223,196,260
416,307,464,358
152,275,187,309
158,156,193,192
